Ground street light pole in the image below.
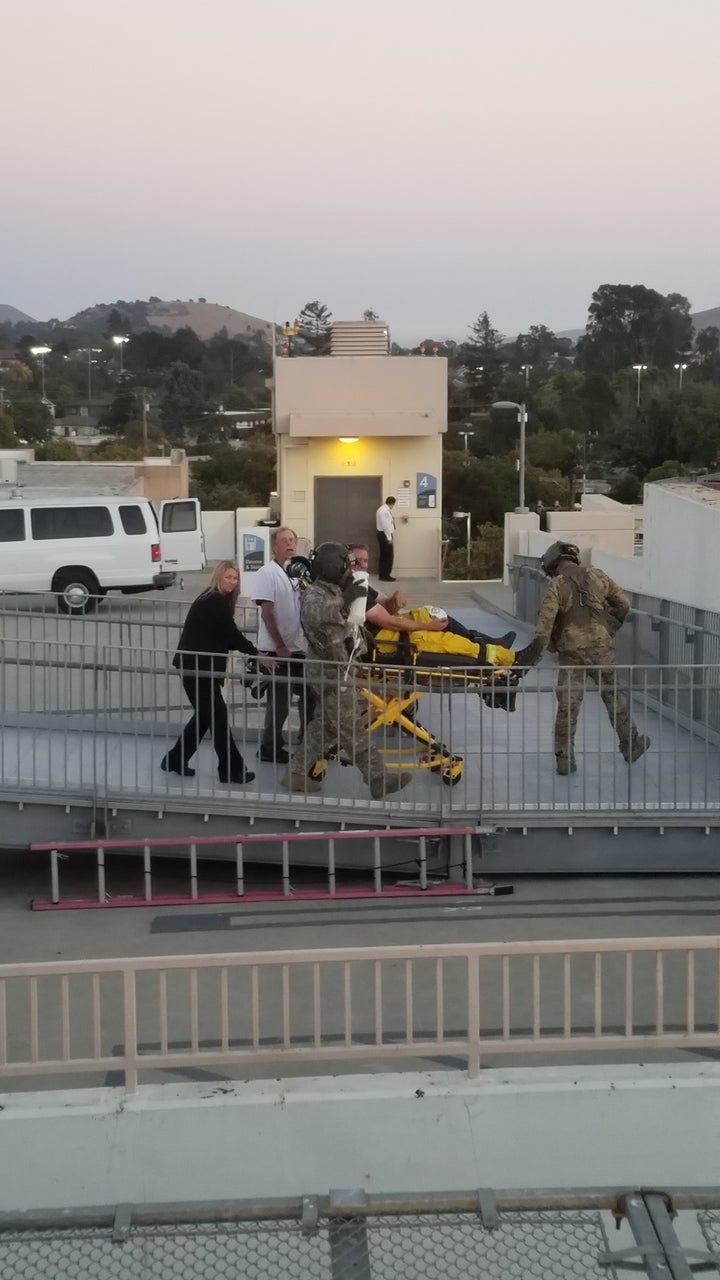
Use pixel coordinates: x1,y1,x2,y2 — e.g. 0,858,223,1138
30,345,51,399
459,430,475,453
492,400,528,512
112,334,129,374
453,511,471,573
632,363,648,408
521,363,532,388
674,362,688,391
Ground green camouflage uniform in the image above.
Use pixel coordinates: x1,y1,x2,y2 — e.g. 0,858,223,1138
535,564,642,768
290,580,387,790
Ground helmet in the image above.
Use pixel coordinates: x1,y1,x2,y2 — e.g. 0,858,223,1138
286,555,313,587
309,541,353,586
540,541,580,578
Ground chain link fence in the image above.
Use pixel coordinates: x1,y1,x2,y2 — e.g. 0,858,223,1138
0,1209,618,1280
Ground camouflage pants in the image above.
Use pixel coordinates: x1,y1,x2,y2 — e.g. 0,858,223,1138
291,685,386,788
554,655,638,762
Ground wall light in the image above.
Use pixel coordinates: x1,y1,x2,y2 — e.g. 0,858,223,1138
338,437,359,443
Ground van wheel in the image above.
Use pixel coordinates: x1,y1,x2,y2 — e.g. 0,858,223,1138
53,570,101,615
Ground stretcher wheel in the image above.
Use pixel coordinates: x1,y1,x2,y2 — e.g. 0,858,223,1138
440,757,464,786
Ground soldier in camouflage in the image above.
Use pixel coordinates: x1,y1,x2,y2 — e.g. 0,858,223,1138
528,541,650,775
281,542,412,800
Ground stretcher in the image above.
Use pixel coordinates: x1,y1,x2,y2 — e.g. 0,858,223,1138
309,625,524,788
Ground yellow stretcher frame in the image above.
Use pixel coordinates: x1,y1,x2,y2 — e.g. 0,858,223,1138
308,651,522,788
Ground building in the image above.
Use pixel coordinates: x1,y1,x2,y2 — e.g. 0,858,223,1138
271,320,446,577
0,449,190,504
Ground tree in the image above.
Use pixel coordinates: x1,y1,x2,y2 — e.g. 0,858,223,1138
105,307,131,338
607,383,720,476
362,308,379,322
525,429,580,503
575,284,693,373
297,301,333,354
507,325,573,372
444,524,504,580
101,388,137,431
696,326,720,382
159,362,208,435
0,411,17,447
10,400,53,444
190,438,276,509
36,438,80,460
92,440,146,461
462,311,505,398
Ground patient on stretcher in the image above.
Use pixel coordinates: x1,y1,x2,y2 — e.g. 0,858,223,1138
371,606,517,669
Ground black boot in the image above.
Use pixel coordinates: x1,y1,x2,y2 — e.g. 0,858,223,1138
161,756,195,778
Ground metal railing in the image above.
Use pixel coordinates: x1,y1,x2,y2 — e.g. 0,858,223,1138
2,635,720,821
0,935,719,1092
0,590,257,651
512,558,720,738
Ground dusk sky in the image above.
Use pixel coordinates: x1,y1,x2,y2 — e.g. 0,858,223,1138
5,0,719,342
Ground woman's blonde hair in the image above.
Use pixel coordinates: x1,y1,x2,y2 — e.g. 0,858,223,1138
206,560,240,611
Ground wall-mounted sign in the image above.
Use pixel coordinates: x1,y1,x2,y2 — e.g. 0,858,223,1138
416,472,437,509
242,532,266,573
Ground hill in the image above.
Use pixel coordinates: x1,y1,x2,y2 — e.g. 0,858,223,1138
691,306,720,332
146,299,273,342
63,298,273,343
0,304,36,326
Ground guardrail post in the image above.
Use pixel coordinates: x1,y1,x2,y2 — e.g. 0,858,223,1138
467,952,480,1077
122,968,138,1094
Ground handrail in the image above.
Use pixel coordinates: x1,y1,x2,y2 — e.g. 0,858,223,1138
0,935,719,1093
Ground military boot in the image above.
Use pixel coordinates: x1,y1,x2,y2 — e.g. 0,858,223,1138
621,734,650,764
369,771,413,800
555,753,577,775
514,637,544,667
280,770,322,794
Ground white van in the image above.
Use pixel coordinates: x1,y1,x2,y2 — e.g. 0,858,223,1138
0,495,206,613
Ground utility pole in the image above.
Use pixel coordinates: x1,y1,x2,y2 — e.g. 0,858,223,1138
140,387,148,452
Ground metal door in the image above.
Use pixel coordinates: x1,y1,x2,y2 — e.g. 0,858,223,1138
314,476,383,571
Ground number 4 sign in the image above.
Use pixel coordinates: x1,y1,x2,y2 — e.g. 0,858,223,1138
416,472,437,508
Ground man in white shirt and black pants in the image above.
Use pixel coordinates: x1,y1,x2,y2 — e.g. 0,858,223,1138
375,495,396,582
253,526,315,763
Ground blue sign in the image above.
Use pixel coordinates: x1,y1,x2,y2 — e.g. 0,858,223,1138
242,533,266,573
416,472,437,509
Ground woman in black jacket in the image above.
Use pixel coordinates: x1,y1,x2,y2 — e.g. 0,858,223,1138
162,561,258,785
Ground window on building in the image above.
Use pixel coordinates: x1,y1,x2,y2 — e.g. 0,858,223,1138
31,506,114,540
0,509,25,542
119,504,147,535
161,501,197,533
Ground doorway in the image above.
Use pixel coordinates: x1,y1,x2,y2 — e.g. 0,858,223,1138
314,476,383,572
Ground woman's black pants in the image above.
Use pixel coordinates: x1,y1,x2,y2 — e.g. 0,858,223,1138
168,673,245,778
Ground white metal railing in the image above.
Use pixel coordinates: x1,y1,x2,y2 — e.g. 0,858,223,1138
0,936,719,1093
4,630,720,820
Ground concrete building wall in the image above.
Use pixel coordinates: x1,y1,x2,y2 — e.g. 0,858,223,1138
641,484,720,611
2,1065,720,1210
274,356,447,437
281,435,443,577
546,495,635,557
273,353,447,577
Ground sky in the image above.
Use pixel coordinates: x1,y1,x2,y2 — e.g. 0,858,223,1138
3,0,720,343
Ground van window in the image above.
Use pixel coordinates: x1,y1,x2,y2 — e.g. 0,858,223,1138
0,509,25,541
162,501,197,533
119,504,147,535
31,506,114,540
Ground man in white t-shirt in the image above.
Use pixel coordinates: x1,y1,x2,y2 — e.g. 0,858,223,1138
253,526,314,763
375,495,396,581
